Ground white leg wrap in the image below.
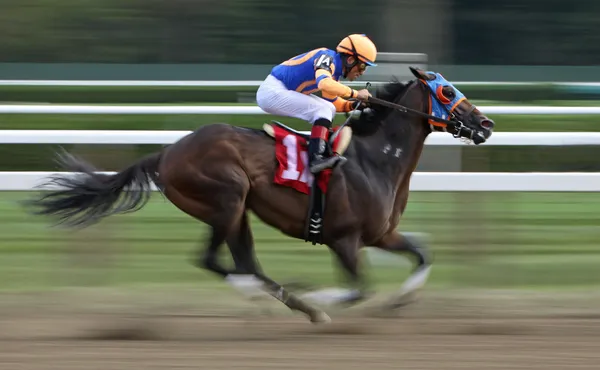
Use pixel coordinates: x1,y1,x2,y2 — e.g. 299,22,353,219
396,265,432,297
225,274,268,299
300,288,361,306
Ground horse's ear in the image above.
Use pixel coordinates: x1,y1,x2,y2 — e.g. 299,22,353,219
409,66,435,81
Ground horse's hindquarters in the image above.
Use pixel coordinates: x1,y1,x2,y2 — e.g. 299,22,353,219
159,124,253,226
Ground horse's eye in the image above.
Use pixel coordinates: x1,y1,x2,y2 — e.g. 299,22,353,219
442,86,456,100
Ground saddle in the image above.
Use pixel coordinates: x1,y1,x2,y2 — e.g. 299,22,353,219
262,120,352,245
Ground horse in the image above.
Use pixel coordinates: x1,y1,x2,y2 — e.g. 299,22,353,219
24,67,495,324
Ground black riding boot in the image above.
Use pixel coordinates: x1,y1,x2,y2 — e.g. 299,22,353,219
308,118,346,174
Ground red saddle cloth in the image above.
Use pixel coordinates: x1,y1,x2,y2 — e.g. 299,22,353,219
272,125,344,194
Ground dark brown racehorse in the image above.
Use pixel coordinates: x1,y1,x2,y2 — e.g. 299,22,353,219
25,67,494,323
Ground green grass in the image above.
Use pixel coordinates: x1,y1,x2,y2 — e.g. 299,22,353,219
0,191,599,292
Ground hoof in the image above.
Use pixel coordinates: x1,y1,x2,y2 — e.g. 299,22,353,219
385,291,420,311
309,310,332,324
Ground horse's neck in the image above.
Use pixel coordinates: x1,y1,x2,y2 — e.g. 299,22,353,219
381,115,428,189
350,90,429,193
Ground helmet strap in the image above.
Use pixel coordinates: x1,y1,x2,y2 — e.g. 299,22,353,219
341,54,358,78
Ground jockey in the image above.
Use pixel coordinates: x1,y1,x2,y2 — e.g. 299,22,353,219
256,34,377,174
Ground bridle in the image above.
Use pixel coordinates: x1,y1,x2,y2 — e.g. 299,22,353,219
367,91,485,145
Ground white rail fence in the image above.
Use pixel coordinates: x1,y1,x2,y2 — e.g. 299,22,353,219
1,104,598,191
0,130,598,192
2,171,598,192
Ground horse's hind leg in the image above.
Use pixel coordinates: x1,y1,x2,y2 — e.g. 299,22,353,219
165,178,329,323
199,227,232,277
221,212,266,299
225,211,331,324
193,202,244,278
164,176,244,279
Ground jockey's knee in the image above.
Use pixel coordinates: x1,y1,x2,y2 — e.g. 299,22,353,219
314,118,332,129
255,89,268,110
311,104,335,123
327,102,336,120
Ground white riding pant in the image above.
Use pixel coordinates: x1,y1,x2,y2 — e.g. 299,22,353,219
256,74,336,124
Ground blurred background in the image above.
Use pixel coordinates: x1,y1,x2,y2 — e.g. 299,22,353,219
0,1,599,367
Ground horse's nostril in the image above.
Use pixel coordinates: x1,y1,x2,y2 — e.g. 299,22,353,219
480,119,494,129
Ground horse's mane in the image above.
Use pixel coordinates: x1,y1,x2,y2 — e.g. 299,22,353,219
349,77,413,136
375,77,412,104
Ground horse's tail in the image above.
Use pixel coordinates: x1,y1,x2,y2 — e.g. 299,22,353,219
24,148,162,228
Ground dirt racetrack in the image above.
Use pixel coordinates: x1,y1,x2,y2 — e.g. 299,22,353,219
1,288,600,369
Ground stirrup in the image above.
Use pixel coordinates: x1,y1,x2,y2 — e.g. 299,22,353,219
309,154,347,174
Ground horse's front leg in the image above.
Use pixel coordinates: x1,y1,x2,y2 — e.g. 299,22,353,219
301,233,373,307
372,231,433,309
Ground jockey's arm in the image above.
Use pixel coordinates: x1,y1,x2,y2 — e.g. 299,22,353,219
313,55,358,113
320,91,357,112
315,68,358,104
315,74,358,112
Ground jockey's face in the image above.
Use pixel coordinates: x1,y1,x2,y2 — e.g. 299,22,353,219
344,56,367,81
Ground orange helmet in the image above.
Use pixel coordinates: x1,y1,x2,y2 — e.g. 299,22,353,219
336,34,378,66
